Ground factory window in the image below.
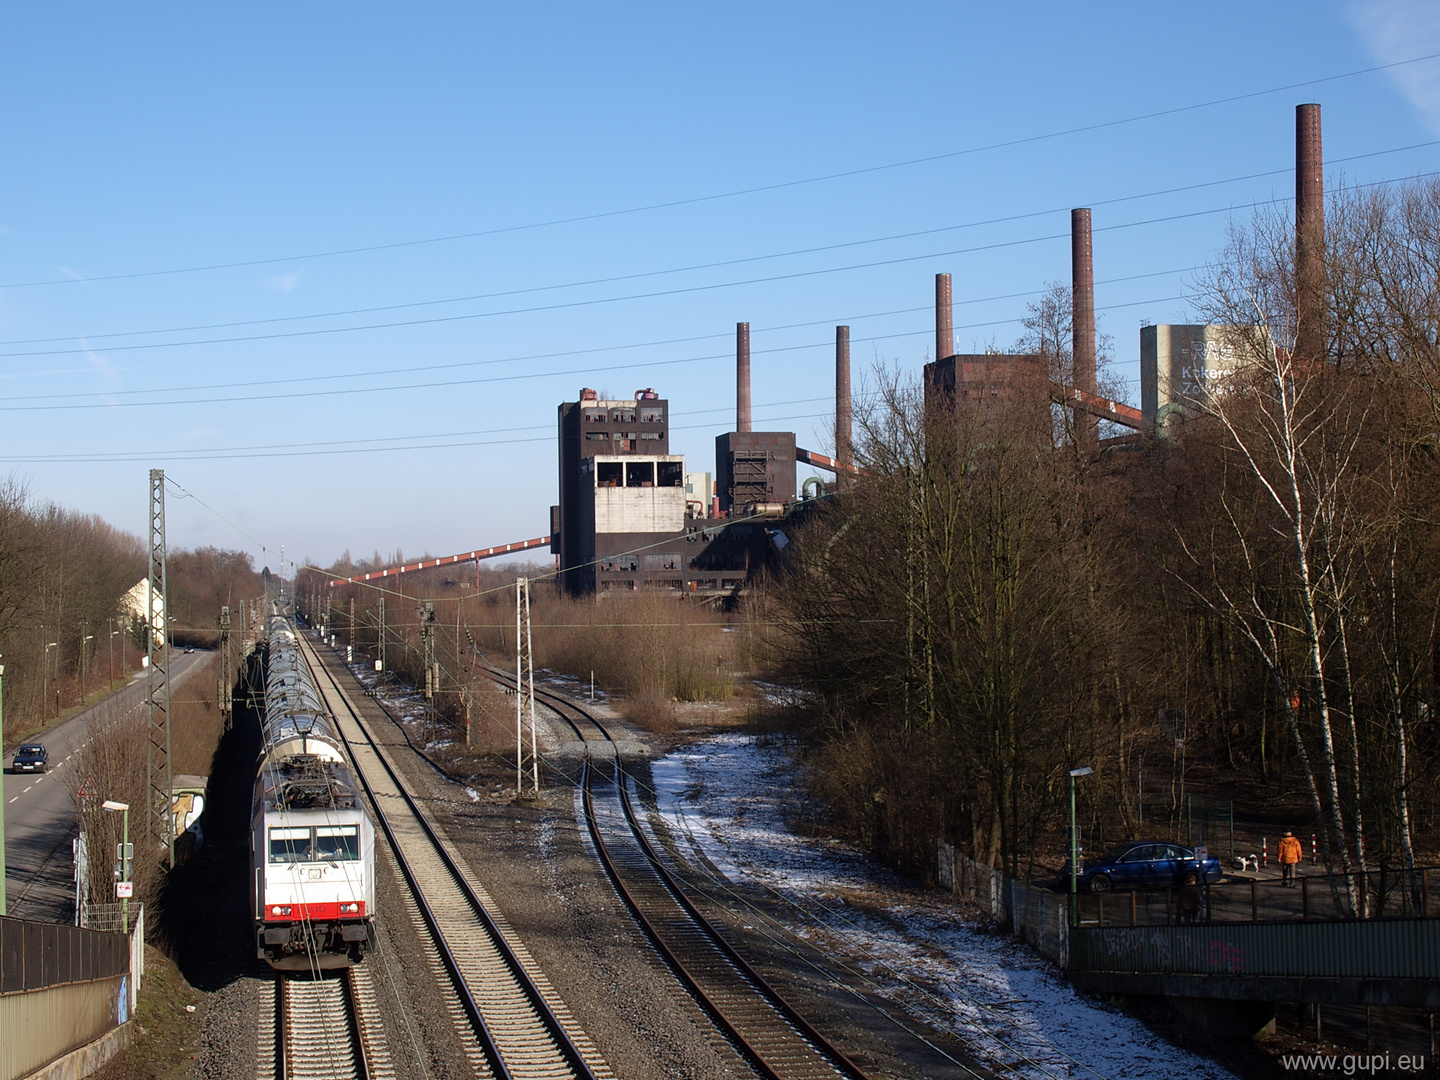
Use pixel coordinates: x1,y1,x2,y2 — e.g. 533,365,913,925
614,431,637,441
585,432,608,441
639,406,664,423
640,430,663,440
584,409,607,423
657,461,683,487
602,555,639,572
611,408,635,423
643,553,679,570
596,462,623,487
626,461,655,487
269,826,313,864
315,825,360,861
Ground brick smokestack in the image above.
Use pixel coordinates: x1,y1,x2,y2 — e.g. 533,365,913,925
1071,208,1098,450
1296,103,1325,362
736,321,752,433
835,325,852,492
935,273,953,363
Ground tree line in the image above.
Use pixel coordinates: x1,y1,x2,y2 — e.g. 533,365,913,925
761,178,1440,916
0,475,262,739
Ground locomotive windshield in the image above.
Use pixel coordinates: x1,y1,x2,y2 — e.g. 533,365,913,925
269,826,312,863
268,824,360,863
315,825,360,861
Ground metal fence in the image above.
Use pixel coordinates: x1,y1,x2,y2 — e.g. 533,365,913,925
1074,869,1439,928
0,914,129,994
936,839,1069,965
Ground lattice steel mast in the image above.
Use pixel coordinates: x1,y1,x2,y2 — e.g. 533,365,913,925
145,469,173,866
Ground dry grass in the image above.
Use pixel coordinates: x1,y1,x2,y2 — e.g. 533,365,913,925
528,591,738,731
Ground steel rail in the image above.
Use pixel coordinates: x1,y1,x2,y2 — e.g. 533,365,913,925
275,970,373,1080
298,631,603,1080
487,664,871,1080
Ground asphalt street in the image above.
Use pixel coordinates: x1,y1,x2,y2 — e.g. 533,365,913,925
1,648,209,921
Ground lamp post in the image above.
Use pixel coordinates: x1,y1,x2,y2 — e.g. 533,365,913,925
1,659,6,916
1069,766,1094,927
101,800,130,933
109,622,121,691
44,641,58,718
81,632,94,699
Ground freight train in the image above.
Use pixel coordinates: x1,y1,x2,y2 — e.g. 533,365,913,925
251,614,375,970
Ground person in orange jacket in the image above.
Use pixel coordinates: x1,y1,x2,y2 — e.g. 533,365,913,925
1278,830,1303,885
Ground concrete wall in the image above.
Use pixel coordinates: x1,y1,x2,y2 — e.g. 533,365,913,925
0,976,129,1080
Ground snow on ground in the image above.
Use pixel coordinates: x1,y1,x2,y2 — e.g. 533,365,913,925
648,733,1237,1080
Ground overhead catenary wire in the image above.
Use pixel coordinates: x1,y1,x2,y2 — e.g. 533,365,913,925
3,50,1437,291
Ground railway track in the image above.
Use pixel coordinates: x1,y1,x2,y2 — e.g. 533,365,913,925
489,666,870,1080
257,966,392,1080
296,631,612,1080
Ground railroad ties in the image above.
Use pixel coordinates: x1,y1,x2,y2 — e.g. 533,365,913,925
298,631,611,1080
486,665,870,1080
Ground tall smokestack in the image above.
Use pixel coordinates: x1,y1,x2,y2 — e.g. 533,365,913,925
1071,208,1098,450
1296,103,1325,362
935,273,953,363
835,325,852,492
736,321,752,433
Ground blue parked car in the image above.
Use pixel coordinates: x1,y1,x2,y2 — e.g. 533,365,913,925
1061,840,1222,893
10,743,48,774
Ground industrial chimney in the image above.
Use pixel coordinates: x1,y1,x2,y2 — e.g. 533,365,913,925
736,321,752,433
1296,103,1325,362
835,325,852,492
1071,208,1098,450
935,273,953,363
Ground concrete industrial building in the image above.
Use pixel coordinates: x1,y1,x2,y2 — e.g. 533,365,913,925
1140,324,1268,428
554,377,795,597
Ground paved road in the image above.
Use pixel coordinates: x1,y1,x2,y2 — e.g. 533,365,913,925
1,649,210,922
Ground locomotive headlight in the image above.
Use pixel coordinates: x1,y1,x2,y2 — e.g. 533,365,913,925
340,902,359,913
271,905,292,916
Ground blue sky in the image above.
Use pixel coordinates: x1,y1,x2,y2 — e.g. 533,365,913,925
2,2,1438,571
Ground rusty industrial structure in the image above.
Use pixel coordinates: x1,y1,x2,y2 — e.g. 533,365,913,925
1295,102,1325,364
330,103,1329,604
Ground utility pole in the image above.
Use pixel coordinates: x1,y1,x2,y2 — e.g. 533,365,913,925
377,594,386,673
421,601,437,743
349,596,355,656
218,606,232,731
146,469,174,867
514,578,539,795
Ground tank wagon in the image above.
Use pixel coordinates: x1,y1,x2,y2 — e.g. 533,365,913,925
251,615,375,969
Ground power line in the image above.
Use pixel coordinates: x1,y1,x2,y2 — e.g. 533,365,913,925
0,265,1196,401
0,291,1186,417
7,166,1433,366
4,140,1431,353
4,51,1436,291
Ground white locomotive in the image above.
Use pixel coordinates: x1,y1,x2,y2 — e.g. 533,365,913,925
251,614,375,970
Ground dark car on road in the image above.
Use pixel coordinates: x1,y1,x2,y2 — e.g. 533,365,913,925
11,743,48,773
1061,840,1222,892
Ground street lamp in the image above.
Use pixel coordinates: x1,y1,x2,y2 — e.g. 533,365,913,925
1069,766,1094,927
109,623,122,691
81,633,94,699
44,641,58,718
101,800,131,933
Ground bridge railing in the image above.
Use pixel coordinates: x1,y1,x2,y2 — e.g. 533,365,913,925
1076,867,1437,927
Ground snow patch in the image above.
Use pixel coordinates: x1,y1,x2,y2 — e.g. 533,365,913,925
649,733,1236,1080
